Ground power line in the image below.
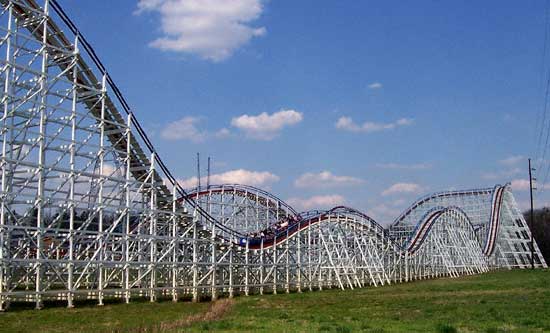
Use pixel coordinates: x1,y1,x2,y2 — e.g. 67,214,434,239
535,0,550,162
536,0,550,192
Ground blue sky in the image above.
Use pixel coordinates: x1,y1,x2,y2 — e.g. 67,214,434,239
59,0,550,224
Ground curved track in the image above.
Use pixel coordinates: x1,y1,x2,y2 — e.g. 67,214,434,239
0,0,546,310
183,184,502,260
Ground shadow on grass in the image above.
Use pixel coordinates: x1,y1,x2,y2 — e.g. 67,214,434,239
436,323,457,333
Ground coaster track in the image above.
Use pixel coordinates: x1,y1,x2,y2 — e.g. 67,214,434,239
0,0,546,310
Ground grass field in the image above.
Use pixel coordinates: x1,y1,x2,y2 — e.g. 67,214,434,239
1,270,549,332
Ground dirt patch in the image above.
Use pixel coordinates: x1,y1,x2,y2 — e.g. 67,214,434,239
112,299,235,333
178,298,235,327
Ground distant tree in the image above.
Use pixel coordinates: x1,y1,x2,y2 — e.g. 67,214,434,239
523,208,550,264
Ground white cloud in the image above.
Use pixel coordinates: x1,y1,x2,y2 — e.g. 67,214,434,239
511,179,530,191
510,178,550,191
294,171,363,188
366,203,402,225
231,109,303,140
499,155,524,166
376,163,432,170
368,82,382,89
160,117,206,142
382,182,423,196
161,117,230,142
481,168,522,180
335,116,413,133
287,195,345,211
177,169,279,188
101,163,117,176
391,198,407,207
137,0,266,62
214,128,232,138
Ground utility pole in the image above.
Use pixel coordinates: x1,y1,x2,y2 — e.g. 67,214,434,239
207,157,211,190
196,152,201,192
528,158,535,269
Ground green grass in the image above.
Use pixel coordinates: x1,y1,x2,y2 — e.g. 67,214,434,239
1,270,549,332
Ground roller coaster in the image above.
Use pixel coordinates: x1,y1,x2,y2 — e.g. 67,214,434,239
0,0,546,310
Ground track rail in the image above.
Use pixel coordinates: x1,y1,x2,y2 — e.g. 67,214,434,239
391,186,495,228
3,0,247,239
